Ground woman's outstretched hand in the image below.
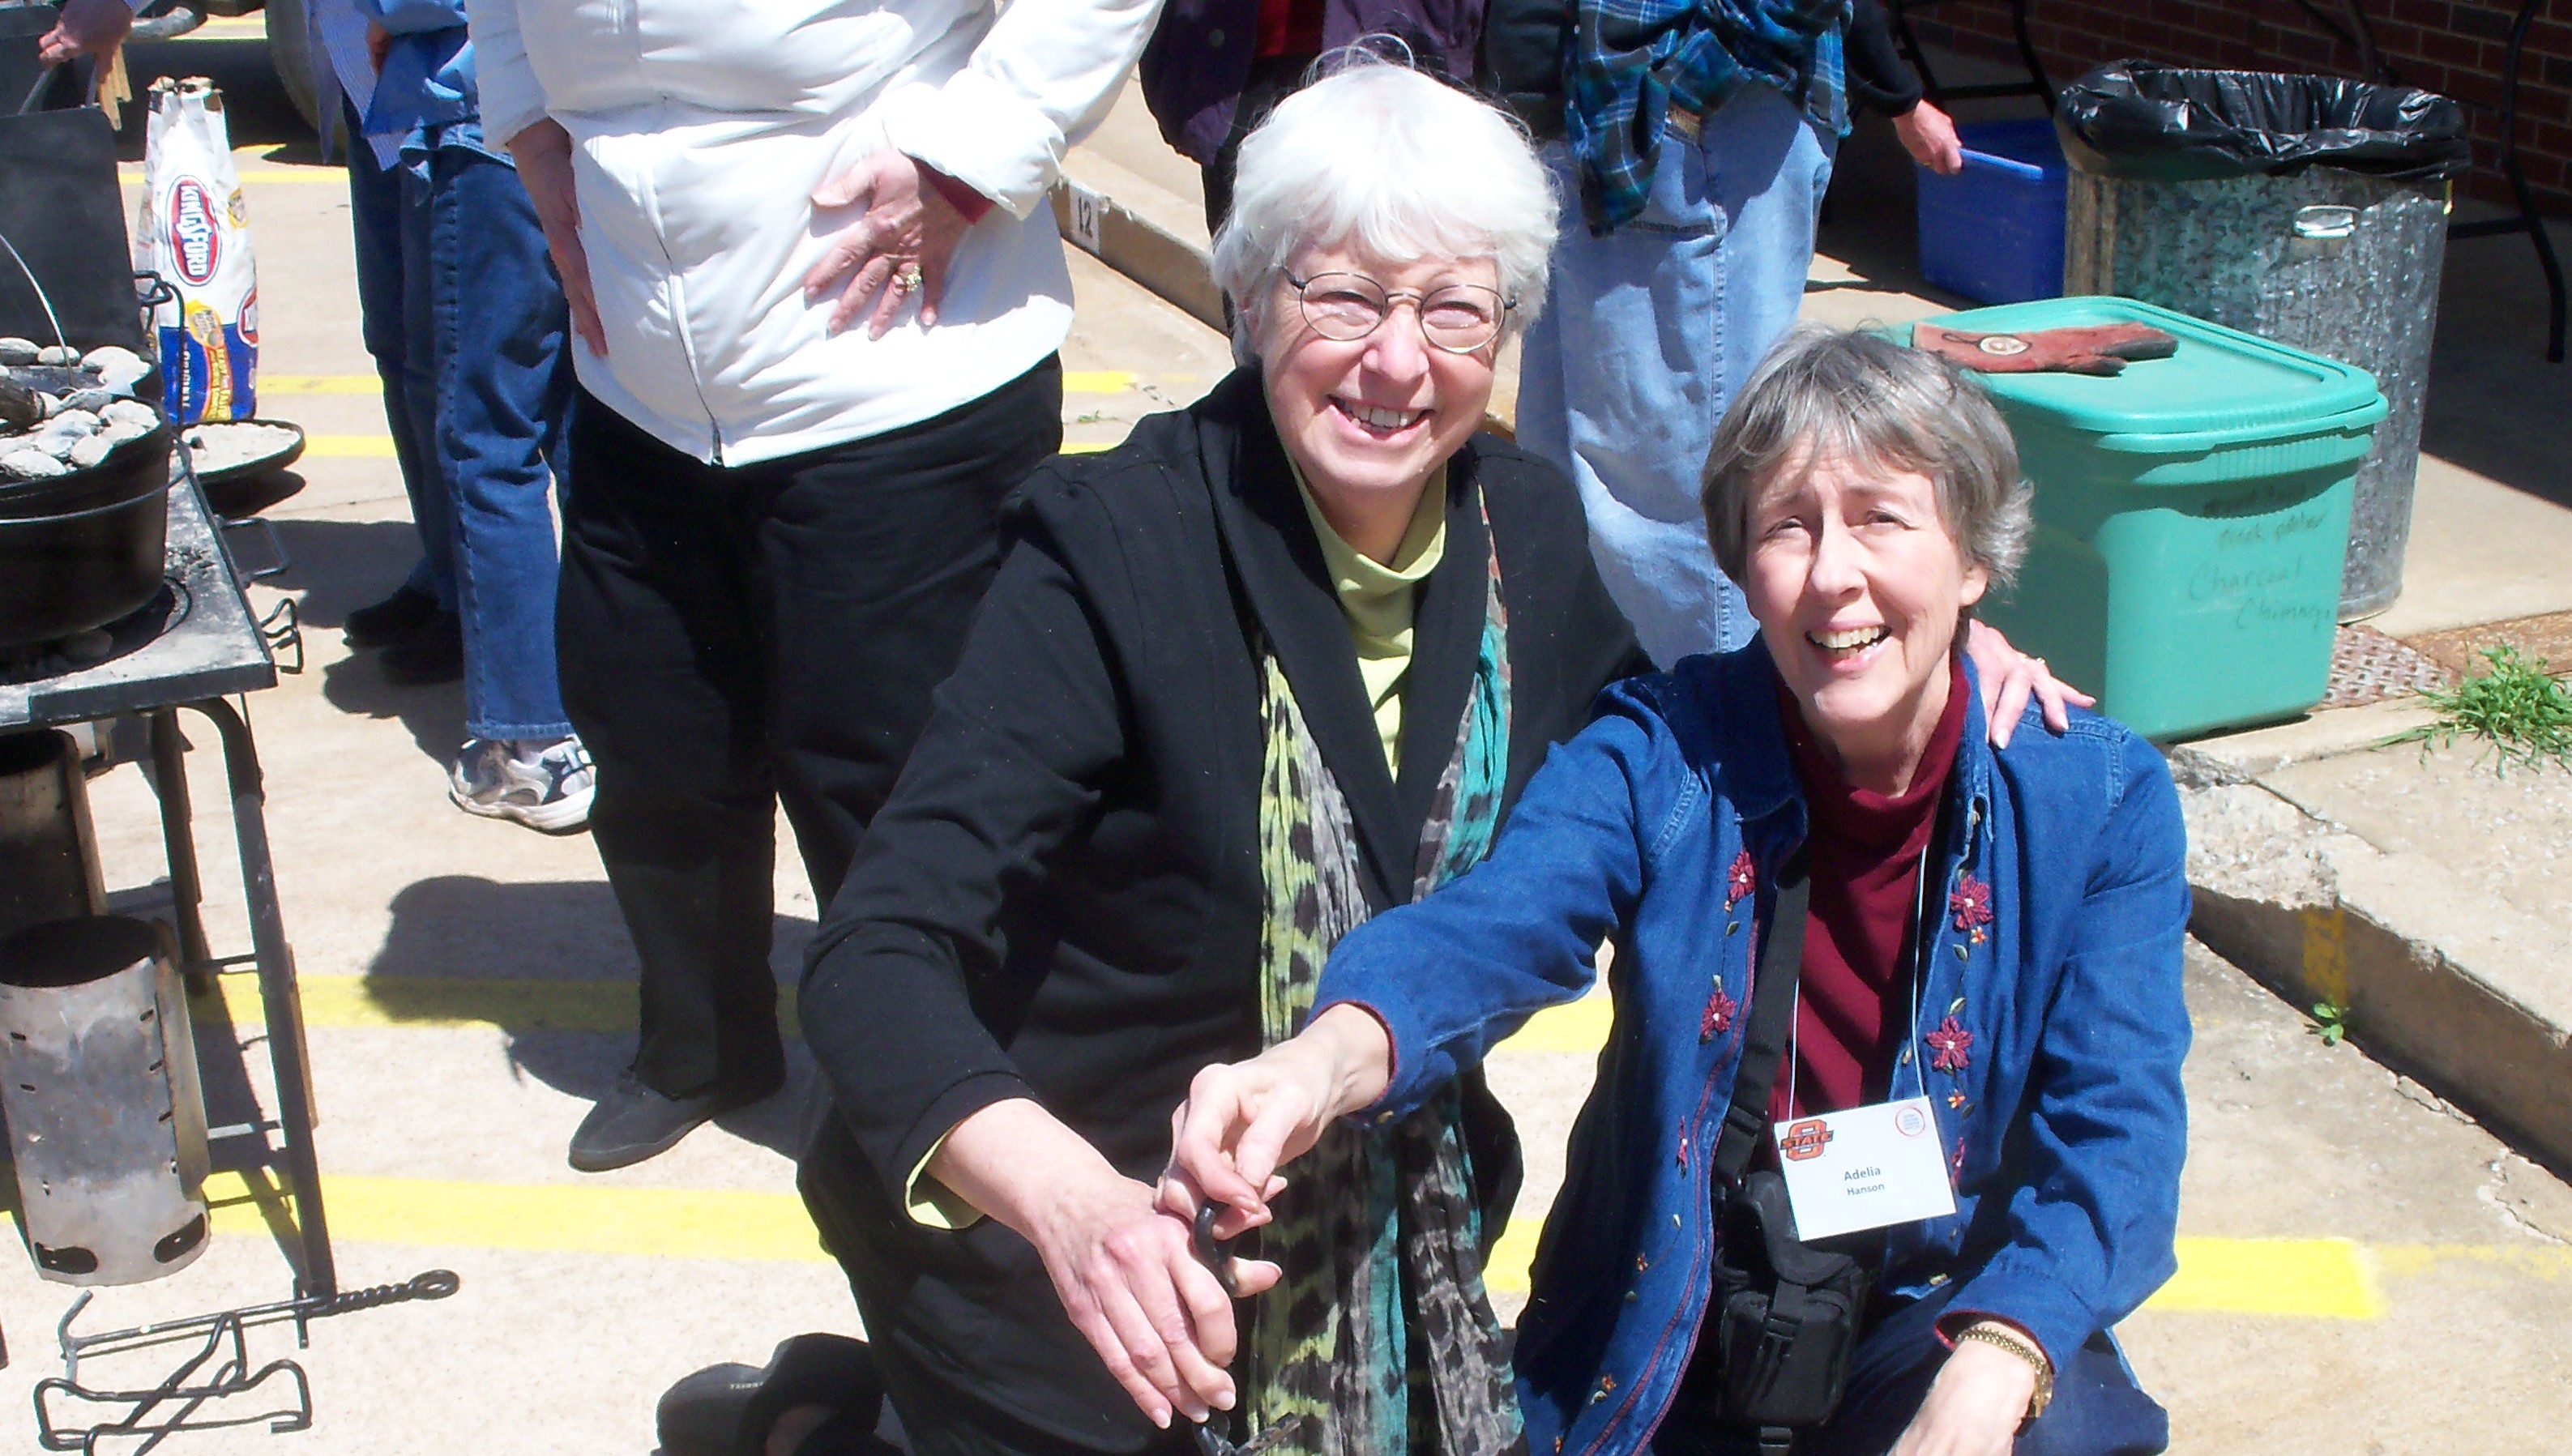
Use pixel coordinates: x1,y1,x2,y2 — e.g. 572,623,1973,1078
925,1099,1247,1429
1963,618,2095,749
1888,1337,2040,1456
1160,1005,1395,1240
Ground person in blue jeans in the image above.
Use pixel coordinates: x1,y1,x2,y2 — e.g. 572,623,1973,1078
1165,331,2183,1456
1493,0,1963,667
316,0,591,831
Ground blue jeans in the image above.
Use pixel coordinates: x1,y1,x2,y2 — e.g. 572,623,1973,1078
1516,83,1838,668
344,100,575,741
418,140,575,741
343,102,451,614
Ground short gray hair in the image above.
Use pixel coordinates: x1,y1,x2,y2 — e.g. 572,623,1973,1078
1210,49,1557,363
1701,327,2032,592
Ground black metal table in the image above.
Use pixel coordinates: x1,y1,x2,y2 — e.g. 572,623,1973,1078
3,468,453,1449
1886,0,2055,113
2443,0,2566,363
2284,0,2565,361
0,468,335,1306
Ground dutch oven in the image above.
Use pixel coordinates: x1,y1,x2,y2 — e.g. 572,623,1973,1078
0,421,173,653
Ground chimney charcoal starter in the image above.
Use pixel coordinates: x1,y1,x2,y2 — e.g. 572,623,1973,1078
0,913,212,1286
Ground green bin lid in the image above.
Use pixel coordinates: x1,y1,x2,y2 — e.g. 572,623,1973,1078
1910,297,2383,438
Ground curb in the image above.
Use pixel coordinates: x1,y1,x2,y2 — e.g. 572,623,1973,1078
2171,737,2572,1179
1052,153,1224,335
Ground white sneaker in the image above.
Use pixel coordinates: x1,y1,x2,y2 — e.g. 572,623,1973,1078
448,735,596,833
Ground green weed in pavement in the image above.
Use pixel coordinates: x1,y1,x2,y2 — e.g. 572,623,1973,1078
2309,1001,2350,1047
2390,644,2572,774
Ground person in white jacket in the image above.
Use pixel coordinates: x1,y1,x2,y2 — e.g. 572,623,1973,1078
461,0,1162,1175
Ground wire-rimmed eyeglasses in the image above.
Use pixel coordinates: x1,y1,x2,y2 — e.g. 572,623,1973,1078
1285,271,1511,354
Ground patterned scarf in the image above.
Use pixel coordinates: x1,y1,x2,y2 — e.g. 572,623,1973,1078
1240,506,1525,1456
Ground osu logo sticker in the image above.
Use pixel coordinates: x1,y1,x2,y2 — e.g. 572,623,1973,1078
169,179,222,286
1779,1119,1835,1163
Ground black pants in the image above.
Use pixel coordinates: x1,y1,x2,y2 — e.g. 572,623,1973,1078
558,361,1062,1098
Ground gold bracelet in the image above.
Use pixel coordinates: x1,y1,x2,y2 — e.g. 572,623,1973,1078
1956,1323,2055,1426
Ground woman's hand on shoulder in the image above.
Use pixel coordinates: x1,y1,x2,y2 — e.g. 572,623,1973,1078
1890,1337,2040,1456
1963,619,2095,749
1160,1005,1395,1237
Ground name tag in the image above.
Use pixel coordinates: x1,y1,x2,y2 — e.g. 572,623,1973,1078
1771,1095,1957,1240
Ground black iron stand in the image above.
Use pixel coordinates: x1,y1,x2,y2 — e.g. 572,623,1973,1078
5,474,456,1452
1886,0,2056,112
2446,0,2566,362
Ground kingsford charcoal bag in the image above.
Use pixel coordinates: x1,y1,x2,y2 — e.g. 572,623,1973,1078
133,77,257,423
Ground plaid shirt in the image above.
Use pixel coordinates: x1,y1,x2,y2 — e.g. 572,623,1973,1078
1566,0,1850,232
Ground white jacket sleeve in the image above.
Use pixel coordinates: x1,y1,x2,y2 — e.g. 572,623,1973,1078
460,0,547,148
874,0,1167,220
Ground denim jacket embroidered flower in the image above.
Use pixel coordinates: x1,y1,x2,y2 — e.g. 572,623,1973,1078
1312,638,2190,1456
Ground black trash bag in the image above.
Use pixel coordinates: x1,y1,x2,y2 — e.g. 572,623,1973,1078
2057,60,2471,182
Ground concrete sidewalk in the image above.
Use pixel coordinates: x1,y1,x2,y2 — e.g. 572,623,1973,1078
1062,73,2572,1181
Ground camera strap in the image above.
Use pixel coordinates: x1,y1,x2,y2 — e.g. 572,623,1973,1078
1713,844,1811,1189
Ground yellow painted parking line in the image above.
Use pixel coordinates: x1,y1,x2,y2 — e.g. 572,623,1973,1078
2154,1237,2383,1318
1497,993,1613,1054
262,374,382,395
303,434,397,457
1480,1229,2452,1319
194,969,1598,1051
119,167,344,186
1062,369,1135,395
160,15,268,38
1062,442,1116,454
193,972,801,1037
199,1170,831,1264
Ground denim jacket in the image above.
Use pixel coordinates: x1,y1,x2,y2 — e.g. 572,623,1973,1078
1313,638,2190,1456
349,0,494,157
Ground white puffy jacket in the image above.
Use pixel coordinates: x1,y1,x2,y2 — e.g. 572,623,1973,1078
464,0,1160,465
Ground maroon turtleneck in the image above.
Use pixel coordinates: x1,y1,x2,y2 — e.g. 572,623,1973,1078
1767,660,1968,1125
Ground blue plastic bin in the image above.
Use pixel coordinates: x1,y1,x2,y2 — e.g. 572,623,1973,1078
1916,117,2066,305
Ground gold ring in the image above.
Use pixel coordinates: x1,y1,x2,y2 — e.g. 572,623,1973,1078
893,262,924,293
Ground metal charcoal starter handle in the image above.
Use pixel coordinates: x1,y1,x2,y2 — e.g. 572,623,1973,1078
1186,1203,1318,1456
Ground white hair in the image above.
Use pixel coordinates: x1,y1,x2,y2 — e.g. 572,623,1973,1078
1210,49,1559,364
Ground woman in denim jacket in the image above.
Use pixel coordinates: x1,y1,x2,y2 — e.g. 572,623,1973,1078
1168,328,2189,1456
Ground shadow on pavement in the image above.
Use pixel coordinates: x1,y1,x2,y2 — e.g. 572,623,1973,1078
251,516,470,764
364,875,821,1159
262,515,422,630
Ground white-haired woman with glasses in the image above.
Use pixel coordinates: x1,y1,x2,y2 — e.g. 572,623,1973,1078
672,55,2077,1456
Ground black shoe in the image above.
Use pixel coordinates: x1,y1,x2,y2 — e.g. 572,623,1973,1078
656,1333,882,1456
378,610,464,685
567,1070,778,1173
344,583,442,649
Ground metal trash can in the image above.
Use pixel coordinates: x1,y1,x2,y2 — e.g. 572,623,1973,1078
0,915,212,1285
2057,62,2473,619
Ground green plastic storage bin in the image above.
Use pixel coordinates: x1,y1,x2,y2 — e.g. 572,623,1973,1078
1916,297,2387,741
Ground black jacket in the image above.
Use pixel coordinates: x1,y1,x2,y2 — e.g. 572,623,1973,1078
797,371,1647,1449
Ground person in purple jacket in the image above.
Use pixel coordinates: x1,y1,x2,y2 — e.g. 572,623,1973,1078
1165,329,2185,1456
1140,0,1479,231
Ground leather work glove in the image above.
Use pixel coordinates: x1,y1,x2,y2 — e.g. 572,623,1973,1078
1912,322,2179,376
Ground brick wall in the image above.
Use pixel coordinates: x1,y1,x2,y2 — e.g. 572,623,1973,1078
1905,0,2572,213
